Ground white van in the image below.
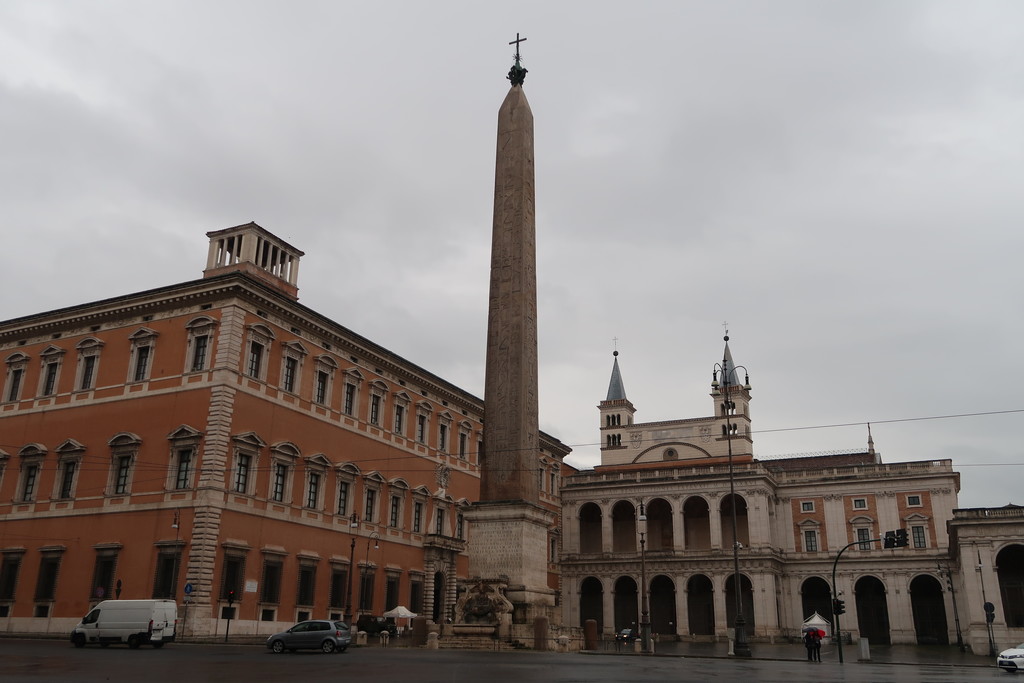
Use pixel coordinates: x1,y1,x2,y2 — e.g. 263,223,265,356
71,599,178,648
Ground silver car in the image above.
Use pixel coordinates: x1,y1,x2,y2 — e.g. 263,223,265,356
267,619,351,654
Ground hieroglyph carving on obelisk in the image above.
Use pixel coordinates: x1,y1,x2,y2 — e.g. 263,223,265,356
481,35,539,505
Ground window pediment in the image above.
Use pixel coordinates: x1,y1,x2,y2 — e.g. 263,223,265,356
40,345,66,359
55,439,86,455
270,442,301,460
305,453,331,468
76,337,105,351
167,425,203,442
18,443,48,459
185,316,218,330
108,432,142,448
129,327,159,341
336,462,361,477
232,431,267,449
364,471,386,485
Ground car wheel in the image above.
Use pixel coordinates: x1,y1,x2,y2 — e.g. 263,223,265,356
321,639,336,654
127,635,140,649
271,640,285,654
152,642,164,649
72,634,86,648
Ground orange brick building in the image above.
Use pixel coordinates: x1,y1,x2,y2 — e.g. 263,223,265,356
0,222,570,638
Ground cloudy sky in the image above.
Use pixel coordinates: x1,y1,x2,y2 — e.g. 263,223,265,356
2,1,1021,508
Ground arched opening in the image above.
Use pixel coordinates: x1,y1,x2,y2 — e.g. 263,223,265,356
720,494,749,549
910,574,948,644
686,574,715,636
579,576,604,633
800,576,833,621
432,571,445,623
578,502,603,554
650,574,676,636
683,496,710,550
724,573,755,630
854,575,890,644
997,544,1024,628
645,498,673,551
612,501,637,553
613,576,638,632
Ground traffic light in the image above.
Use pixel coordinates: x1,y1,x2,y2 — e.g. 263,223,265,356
227,590,235,606
883,530,896,549
895,529,909,548
833,598,846,615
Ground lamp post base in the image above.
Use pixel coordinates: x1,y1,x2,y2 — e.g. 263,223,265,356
733,616,751,657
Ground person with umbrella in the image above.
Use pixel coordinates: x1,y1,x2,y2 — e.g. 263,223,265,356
802,626,824,662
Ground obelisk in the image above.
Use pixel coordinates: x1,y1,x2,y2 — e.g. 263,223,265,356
464,35,556,626
481,35,539,505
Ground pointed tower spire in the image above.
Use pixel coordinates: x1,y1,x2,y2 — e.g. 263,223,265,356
606,350,627,401
867,422,876,457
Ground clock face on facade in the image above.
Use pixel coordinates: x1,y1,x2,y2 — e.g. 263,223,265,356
700,426,712,443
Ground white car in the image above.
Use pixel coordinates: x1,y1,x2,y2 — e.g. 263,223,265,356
998,644,1024,673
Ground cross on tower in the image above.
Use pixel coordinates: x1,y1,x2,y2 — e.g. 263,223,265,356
509,32,527,62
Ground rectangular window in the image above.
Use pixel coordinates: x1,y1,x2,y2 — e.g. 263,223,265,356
329,568,348,609
435,509,446,536
261,560,283,603
133,346,151,382
359,570,375,611
456,513,464,539
220,555,244,601
35,555,62,600
439,424,448,451
907,494,922,507
389,496,400,527
804,530,818,552
370,394,381,425
113,456,132,495
234,454,252,493
21,464,39,501
459,432,467,459
307,472,321,508
59,461,77,499
416,415,426,443
152,550,180,599
364,490,376,522
7,368,24,401
852,498,868,510
296,564,316,606
857,527,871,550
337,481,349,516
42,362,59,396
0,555,22,600
550,471,557,493
343,383,355,415
550,536,558,563
80,356,97,390
394,405,405,434
282,356,298,393
247,341,263,378
92,554,118,601
912,525,927,548
315,371,328,404
800,501,814,513
271,463,287,502
174,449,192,490
191,335,209,372
413,502,423,533
410,578,423,614
385,575,400,611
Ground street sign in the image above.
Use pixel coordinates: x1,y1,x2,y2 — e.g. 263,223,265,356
184,583,194,595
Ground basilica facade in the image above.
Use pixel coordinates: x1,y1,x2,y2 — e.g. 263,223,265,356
559,343,1023,652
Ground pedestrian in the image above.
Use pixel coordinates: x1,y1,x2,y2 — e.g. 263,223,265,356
812,631,822,661
803,631,814,660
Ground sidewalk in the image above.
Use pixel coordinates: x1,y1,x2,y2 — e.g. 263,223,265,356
618,639,992,668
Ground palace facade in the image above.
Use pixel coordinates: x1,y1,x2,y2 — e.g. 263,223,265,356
0,222,569,638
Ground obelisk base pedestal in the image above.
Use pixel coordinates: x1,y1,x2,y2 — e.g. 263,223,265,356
464,500,556,624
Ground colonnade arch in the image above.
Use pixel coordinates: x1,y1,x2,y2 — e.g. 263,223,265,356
579,576,604,632
613,575,638,631
645,498,673,550
724,573,755,629
649,574,676,635
578,502,602,554
687,574,715,635
909,574,948,644
800,576,832,621
611,501,637,553
854,575,890,644
997,544,1024,628
720,493,749,548
683,496,711,549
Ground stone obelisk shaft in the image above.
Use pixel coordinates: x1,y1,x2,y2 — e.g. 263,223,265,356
481,83,538,504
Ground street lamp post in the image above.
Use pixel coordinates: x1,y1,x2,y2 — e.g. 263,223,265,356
637,502,650,653
977,546,997,656
170,510,181,600
938,562,965,652
711,334,751,658
343,513,359,624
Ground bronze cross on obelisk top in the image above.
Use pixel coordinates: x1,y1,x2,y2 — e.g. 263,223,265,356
509,32,527,62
